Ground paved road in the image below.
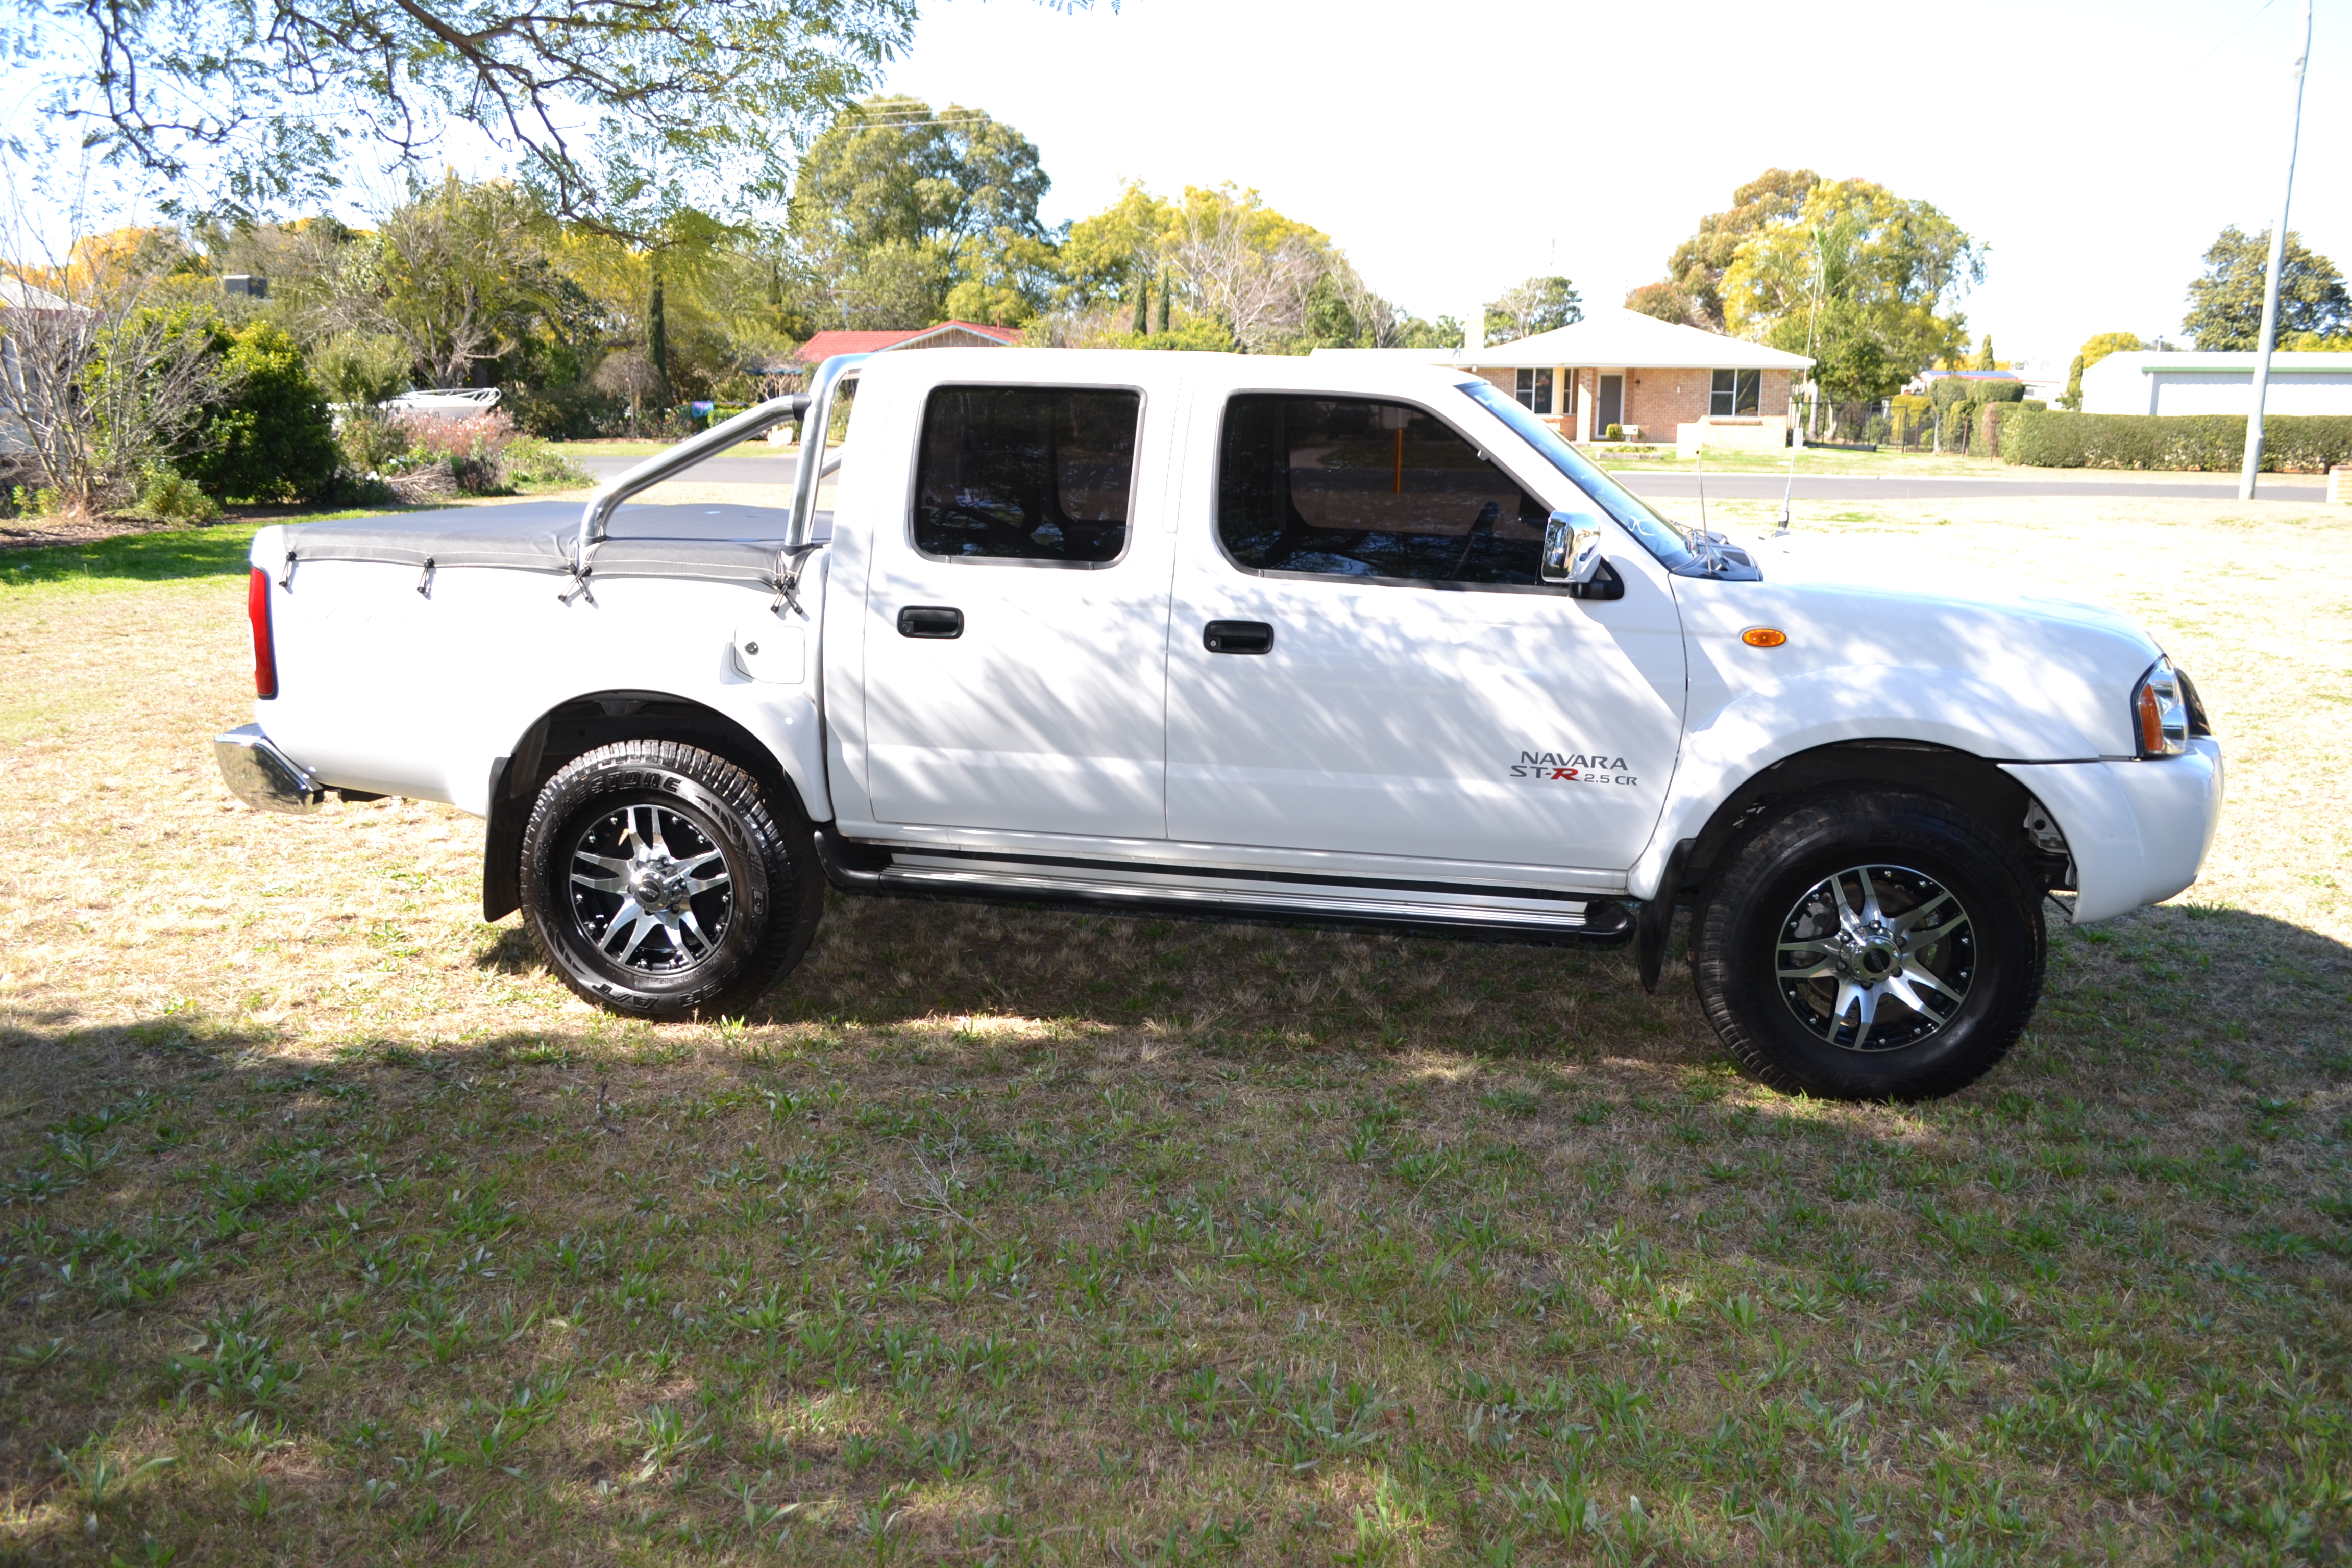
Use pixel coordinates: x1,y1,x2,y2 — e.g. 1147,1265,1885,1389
578,451,2325,503
579,452,798,485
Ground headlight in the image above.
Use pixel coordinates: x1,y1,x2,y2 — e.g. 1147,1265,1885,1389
2132,657,2190,757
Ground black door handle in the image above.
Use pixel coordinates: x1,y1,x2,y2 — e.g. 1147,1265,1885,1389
897,606,963,639
1204,620,1274,655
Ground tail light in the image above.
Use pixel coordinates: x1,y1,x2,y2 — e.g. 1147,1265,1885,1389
248,568,278,699
2131,657,2187,757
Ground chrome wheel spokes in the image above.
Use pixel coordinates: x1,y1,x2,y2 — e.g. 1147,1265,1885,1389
567,803,734,974
1775,864,1975,1052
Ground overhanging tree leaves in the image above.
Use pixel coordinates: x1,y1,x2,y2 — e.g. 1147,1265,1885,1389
6,0,927,220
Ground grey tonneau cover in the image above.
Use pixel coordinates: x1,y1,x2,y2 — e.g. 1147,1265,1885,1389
285,501,797,590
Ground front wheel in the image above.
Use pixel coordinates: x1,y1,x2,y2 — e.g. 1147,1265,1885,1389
519,741,823,1017
1692,791,2045,1100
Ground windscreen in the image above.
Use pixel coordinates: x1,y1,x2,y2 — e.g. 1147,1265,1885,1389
1458,380,1696,569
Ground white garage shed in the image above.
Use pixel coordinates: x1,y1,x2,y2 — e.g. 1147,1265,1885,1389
2079,351,2352,416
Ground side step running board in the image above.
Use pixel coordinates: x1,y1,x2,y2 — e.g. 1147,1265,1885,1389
811,828,1633,945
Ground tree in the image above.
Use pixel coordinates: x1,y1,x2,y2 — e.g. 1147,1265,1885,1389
13,0,946,223
1973,335,1995,371
1722,178,1982,388
1629,168,1819,330
1624,281,1699,326
786,97,1053,329
183,318,339,502
359,175,566,388
2078,331,2144,371
0,225,222,516
2183,226,2350,349
1483,276,1581,345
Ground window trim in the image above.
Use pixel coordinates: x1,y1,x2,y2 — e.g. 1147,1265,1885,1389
904,380,1150,571
1207,387,1595,597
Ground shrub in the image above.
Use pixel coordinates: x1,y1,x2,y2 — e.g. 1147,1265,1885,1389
501,436,590,489
391,409,515,495
2001,410,2352,471
129,469,220,523
1604,423,1624,442
186,321,340,504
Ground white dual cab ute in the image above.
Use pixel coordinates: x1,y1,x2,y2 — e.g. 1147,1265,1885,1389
217,350,2222,1100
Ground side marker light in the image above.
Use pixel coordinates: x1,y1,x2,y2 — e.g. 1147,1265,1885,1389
1741,627,1787,648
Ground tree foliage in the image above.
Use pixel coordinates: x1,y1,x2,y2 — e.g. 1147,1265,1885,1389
8,0,927,223
2077,331,2144,371
1635,168,1818,330
1721,177,1982,400
1483,276,1581,345
2182,227,2350,350
182,318,338,501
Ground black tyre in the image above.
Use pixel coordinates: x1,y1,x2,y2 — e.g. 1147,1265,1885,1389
1692,791,2044,1100
519,741,823,1018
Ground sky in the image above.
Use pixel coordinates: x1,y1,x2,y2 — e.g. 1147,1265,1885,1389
7,0,2337,373
878,0,2346,372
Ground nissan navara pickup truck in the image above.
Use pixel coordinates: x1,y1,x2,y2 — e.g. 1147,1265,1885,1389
216,350,2223,1100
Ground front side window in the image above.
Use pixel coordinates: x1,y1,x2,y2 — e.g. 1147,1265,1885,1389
1513,367,1555,415
913,385,1140,563
1217,394,1551,586
1710,369,1761,416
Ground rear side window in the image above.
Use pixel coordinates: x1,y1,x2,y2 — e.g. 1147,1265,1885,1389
1216,394,1550,586
913,386,1141,564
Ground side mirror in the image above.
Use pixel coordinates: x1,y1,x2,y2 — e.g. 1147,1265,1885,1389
1542,511,1605,585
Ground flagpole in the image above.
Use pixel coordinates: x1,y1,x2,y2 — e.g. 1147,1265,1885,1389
2239,0,2313,501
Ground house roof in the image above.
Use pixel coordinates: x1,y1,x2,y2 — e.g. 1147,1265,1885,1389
791,320,1022,365
0,277,82,312
1453,309,1814,371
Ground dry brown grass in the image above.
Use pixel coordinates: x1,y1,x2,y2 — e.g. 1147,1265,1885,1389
0,497,2347,1566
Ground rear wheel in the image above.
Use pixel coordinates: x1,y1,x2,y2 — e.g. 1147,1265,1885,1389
1692,791,2044,1100
519,741,823,1017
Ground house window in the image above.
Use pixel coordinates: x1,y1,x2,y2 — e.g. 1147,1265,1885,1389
1513,368,1555,415
1710,369,1761,417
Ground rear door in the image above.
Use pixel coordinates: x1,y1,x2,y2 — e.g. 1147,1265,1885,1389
862,377,1175,840
1165,387,1686,873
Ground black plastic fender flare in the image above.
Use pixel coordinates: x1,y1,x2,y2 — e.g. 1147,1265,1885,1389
1635,837,1696,994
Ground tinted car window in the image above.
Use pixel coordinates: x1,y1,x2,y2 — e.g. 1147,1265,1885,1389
1217,394,1551,585
914,386,1140,563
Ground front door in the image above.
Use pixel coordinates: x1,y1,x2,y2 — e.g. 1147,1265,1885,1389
1597,374,1625,434
863,381,1173,840
1165,389,1685,874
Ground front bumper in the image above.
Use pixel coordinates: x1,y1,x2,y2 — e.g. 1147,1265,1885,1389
215,724,326,814
2003,738,2224,923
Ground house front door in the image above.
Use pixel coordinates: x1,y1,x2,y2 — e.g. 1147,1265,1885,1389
1597,374,1625,434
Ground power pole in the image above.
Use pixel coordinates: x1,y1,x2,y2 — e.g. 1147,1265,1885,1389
2239,0,2314,501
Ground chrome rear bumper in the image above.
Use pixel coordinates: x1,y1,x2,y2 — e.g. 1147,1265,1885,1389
214,724,325,813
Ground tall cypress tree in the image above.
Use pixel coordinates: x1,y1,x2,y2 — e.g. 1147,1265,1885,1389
649,267,673,411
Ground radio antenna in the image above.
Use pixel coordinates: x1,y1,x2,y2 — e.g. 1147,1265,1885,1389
1779,232,1827,537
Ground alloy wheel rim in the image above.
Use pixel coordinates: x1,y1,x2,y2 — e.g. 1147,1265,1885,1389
566,803,734,974
1775,864,1975,1052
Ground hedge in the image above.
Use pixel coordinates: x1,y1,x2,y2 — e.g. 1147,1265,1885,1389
2000,409,2352,472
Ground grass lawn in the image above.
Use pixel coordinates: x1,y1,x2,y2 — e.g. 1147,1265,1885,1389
2,496,2348,1565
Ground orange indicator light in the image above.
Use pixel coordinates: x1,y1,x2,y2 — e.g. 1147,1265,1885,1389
1741,627,1788,648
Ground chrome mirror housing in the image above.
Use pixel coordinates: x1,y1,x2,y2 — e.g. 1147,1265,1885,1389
1542,511,1605,584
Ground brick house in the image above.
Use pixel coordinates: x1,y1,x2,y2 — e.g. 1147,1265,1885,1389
1449,309,1813,452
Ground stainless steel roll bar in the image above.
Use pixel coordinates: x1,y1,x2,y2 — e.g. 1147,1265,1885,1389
570,352,870,572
